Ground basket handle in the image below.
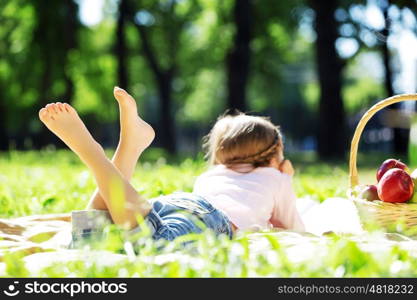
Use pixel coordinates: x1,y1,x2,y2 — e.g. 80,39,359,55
349,94,417,189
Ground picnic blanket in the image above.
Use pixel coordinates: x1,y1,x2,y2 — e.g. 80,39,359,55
0,213,72,259
1,198,417,275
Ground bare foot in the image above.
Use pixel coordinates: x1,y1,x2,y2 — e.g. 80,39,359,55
39,103,102,156
113,87,155,152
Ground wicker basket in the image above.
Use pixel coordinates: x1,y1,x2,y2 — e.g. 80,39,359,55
349,94,417,235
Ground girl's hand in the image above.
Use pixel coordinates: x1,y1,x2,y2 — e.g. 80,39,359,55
279,159,295,176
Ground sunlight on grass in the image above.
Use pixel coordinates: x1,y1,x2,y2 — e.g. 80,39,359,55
0,150,416,277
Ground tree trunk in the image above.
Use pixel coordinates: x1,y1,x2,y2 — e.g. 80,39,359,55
134,20,177,153
37,48,55,148
157,72,176,153
62,0,78,103
226,0,252,113
0,99,8,150
116,0,128,89
33,0,79,149
310,0,347,160
381,1,408,154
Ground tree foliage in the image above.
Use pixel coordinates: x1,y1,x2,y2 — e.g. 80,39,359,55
0,0,416,158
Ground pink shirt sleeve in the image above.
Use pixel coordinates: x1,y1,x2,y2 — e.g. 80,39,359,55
270,174,305,231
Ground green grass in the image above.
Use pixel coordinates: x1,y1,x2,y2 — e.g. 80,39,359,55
1,150,417,277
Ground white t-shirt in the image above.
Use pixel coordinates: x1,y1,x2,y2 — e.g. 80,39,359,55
193,164,305,231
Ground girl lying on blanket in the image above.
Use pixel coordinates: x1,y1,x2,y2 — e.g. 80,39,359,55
38,87,304,243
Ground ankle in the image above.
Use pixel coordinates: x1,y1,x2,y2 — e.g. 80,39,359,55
76,140,105,160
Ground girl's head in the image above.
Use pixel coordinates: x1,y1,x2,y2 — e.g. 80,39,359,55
204,113,284,168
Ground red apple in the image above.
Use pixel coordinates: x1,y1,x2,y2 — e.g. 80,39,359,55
377,168,414,203
376,159,409,182
409,191,417,203
358,184,380,201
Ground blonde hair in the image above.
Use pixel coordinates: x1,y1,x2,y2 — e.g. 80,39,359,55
203,113,283,168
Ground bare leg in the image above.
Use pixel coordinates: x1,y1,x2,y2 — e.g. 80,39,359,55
39,102,150,229
87,87,155,210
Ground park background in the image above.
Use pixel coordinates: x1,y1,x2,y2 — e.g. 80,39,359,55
1,0,417,159
2,0,417,277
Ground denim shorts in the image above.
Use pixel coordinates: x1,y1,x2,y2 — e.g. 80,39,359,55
144,192,233,241
70,193,232,247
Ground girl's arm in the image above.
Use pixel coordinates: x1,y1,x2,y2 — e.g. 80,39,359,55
269,173,305,231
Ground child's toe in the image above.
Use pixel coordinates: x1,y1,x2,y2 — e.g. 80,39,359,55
113,86,128,100
63,103,75,113
55,102,64,112
38,108,48,120
51,103,59,113
45,104,56,114
114,86,125,94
